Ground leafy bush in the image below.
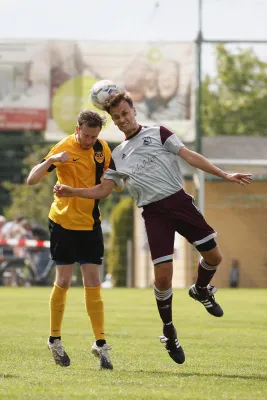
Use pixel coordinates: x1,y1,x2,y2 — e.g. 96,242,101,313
107,196,134,287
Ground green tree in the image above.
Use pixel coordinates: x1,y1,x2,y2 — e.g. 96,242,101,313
0,131,45,214
107,196,134,287
99,186,129,220
3,144,56,228
202,44,267,136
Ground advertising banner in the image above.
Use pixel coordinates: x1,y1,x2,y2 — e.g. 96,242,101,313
0,41,50,131
0,40,195,143
49,40,196,143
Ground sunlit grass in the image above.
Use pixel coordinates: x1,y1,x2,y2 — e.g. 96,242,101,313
0,287,266,399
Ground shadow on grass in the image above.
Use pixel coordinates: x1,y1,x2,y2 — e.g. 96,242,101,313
133,370,267,381
0,374,18,379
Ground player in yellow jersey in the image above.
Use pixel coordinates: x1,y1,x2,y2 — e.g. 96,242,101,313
27,110,113,370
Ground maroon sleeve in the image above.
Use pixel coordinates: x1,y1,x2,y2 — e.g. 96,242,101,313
108,157,116,171
160,126,176,145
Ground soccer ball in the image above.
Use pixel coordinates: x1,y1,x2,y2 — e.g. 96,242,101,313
90,79,121,110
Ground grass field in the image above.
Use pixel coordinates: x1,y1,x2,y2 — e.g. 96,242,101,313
0,287,267,400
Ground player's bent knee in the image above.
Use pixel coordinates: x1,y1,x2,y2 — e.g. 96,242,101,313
199,253,222,270
55,279,71,289
154,279,172,290
207,250,222,266
196,238,217,252
155,276,172,290
214,253,223,265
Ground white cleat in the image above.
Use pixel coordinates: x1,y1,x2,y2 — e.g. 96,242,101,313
91,342,113,370
47,339,70,367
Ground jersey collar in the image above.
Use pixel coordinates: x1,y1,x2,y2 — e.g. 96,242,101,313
125,125,142,140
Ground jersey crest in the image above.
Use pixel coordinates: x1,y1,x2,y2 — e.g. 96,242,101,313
94,151,105,163
143,136,152,146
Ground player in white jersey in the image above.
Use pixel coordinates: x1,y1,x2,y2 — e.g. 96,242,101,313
53,92,252,365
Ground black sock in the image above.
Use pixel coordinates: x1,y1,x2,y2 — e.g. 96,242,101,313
154,286,175,338
49,336,61,343
196,258,218,287
96,339,106,347
156,296,173,325
162,321,176,339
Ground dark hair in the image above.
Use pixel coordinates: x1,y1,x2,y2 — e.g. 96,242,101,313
77,110,106,129
104,91,134,114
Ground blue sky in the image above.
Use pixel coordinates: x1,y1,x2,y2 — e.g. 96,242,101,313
1,0,267,74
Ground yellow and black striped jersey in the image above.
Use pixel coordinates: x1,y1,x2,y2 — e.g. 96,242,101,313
44,133,111,230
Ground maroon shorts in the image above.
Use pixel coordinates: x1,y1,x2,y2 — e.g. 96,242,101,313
142,189,216,265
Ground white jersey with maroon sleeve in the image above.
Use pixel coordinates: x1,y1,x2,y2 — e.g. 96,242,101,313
104,125,185,207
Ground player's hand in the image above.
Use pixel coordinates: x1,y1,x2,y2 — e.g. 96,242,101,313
50,152,69,163
225,173,253,185
53,183,75,197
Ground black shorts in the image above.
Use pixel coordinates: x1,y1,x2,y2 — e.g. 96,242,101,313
48,219,104,265
142,189,217,265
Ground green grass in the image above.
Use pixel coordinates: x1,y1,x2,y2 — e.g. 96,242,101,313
0,287,267,400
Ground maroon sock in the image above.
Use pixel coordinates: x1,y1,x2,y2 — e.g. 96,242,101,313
196,258,218,287
154,286,175,337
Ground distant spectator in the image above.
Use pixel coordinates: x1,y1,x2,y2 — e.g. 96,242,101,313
2,214,25,239
229,259,240,288
0,215,7,261
19,219,33,239
30,224,51,280
0,215,7,239
8,218,32,258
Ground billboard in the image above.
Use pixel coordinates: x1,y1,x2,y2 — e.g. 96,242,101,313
0,41,50,131
49,41,196,143
0,40,196,142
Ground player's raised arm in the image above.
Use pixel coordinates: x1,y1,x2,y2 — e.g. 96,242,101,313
178,147,253,185
54,178,116,199
27,152,69,185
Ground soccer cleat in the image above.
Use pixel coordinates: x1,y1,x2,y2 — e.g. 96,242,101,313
91,342,113,370
189,284,224,317
159,328,185,365
47,339,70,367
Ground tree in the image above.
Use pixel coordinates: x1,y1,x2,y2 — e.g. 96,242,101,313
3,144,56,228
202,44,267,136
0,131,45,214
100,186,129,220
107,196,134,287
